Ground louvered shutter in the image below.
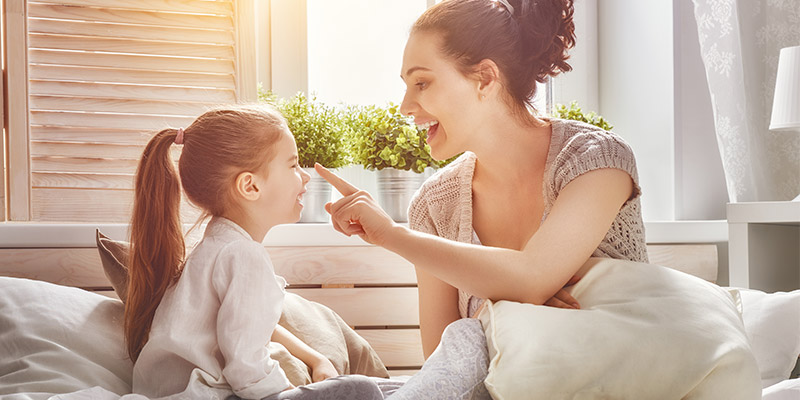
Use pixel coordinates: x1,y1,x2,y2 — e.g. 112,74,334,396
25,0,254,222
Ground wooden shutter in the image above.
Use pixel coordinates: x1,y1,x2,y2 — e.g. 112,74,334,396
22,0,255,222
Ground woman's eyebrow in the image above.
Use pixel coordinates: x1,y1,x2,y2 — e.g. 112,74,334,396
401,66,432,80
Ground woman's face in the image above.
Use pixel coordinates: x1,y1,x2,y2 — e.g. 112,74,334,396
400,31,483,160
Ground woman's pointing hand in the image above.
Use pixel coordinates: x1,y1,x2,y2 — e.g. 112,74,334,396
314,163,397,246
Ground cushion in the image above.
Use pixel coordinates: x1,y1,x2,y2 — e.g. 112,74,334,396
95,230,389,385
477,257,761,400
95,230,129,302
0,277,132,399
731,287,800,388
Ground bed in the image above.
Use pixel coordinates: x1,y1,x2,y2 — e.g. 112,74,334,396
0,223,798,399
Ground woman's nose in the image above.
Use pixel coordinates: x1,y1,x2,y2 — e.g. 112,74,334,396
399,91,416,117
301,168,311,184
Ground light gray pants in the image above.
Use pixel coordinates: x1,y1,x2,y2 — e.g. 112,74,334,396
383,318,490,400
260,375,384,400
260,319,490,400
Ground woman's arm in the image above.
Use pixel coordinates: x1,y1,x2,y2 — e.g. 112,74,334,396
317,164,632,306
416,267,460,358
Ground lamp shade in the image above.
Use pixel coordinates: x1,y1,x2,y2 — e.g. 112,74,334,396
770,45,800,131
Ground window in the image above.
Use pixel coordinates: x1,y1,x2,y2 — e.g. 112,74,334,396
3,0,256,222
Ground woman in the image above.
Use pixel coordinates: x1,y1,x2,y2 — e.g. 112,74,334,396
318,0,647,396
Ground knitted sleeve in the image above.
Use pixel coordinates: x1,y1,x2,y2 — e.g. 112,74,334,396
551,131,642,203
407,185,438,236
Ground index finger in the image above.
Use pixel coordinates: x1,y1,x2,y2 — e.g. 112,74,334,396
314,163,359,196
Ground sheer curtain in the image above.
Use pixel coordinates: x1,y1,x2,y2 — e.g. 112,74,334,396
692,0,800,202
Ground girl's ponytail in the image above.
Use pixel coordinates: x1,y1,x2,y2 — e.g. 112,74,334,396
125,128,186,362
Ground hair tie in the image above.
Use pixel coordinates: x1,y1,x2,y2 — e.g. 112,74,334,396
496,0,514,15
174,128,185,145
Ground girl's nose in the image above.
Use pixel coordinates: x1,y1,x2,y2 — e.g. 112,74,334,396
301,167,312,184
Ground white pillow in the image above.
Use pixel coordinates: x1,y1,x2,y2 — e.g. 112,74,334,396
477,257,761,400
0,277,132,399
730,287,800,388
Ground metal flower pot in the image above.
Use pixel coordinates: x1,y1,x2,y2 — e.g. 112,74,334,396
377,168,426,222
299,167,331,223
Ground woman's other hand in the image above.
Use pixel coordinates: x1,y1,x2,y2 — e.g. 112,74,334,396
544,275,581,309
314,164,397,246
310,357,339,383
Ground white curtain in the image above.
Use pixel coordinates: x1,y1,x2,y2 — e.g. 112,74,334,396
692,0,800,202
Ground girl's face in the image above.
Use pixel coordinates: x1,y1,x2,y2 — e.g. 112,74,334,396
255,129,311,226
399,31,483,160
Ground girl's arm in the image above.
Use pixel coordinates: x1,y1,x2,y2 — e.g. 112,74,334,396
317,164,632,306
271,325,338,382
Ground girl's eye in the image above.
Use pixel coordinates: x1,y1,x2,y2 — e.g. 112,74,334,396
415,81,428,90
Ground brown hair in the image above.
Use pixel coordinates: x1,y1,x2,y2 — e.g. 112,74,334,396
125,104,287,361
413,0,575,120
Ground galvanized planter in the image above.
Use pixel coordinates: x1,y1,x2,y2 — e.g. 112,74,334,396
298,167,331,223
376,168,427,222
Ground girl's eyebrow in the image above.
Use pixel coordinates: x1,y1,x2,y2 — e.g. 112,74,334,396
401,66,431,80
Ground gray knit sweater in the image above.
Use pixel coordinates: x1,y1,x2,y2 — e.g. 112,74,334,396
407,118,648,318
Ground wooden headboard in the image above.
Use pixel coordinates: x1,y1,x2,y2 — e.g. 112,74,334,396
0,228,718,376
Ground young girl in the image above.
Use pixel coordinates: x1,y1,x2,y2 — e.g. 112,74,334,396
126,105,384,400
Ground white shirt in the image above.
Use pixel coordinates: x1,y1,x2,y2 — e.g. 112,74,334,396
133,217,291,399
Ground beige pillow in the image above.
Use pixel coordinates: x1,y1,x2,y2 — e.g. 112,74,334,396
478,257,761,400
94,230,389,386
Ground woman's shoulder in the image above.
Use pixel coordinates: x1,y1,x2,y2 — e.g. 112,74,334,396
550,118,635,160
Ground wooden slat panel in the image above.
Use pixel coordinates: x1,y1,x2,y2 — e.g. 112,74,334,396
270,246,416,286
32,172,134,190
30,110,195,130
30,80,236,103
30,0,234,15
30,49,235,74
29,3,233,29
29,65,235,89
33,156,139,174
358,329,424,368
31,188,202,222
646,244,718,283
0,248,109,287
30,141,180,160
28,18,233,44
288,287,419,327
388,370,420,377
31,126,154,145
30,95,215,117
32,188,134,222
29,33,234,59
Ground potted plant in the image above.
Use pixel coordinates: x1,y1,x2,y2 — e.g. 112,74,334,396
346,103,438,222
553,101,614,131
260,89,350,222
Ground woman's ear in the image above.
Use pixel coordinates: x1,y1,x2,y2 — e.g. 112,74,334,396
476,59,501,97
234,172,260,201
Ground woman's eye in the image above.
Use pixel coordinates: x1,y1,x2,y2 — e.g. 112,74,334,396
415,81,428,90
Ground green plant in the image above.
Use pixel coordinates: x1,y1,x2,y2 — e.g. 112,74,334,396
553,101,614,131
258,87,349,169
347,103,438,173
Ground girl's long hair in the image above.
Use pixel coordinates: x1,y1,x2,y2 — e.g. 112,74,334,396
125,105,286,361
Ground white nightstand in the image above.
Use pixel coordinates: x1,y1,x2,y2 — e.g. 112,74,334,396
727,201,800,292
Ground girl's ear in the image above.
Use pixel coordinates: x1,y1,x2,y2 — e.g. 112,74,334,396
476,58,501,97
235,172,260,201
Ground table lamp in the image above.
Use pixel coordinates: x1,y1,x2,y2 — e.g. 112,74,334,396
770,45,800,201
